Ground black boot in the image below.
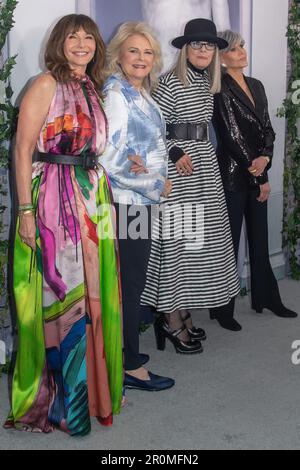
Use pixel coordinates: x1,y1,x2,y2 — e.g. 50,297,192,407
214,317,242,331
255,304,298,318
209,298,241,331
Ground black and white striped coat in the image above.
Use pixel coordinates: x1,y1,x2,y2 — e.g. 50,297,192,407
141,67,240,313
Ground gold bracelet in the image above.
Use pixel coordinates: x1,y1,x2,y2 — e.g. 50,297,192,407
19,204,34,211
19,210,34,216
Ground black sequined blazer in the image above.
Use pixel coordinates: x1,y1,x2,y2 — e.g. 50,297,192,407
212,73,276,192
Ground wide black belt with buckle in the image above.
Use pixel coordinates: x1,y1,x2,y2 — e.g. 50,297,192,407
166,123,209,141
36,152,98,170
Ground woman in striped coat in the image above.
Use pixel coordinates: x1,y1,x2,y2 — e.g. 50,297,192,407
141,19,241,350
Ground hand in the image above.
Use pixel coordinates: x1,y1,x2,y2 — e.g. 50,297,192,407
249,156,269,177
257,182,271,203
128,155,148,175
175,154,193,176
161,179,172,198
19,213,36,251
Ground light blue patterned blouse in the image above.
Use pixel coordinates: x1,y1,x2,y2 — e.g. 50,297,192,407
101,74,168,205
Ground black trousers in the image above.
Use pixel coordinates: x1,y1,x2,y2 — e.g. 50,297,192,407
115,204,152,371
224,188,282,317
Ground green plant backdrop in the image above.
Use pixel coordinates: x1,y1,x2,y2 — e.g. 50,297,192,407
278,0,300,279
0,0,18,353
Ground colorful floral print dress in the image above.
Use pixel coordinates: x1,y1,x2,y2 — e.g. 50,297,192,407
5,76,123,436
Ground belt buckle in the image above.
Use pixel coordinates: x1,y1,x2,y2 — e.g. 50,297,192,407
195,124,204,141
83,154,97,170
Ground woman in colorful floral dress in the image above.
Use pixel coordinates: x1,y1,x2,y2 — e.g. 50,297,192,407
4,14,123,436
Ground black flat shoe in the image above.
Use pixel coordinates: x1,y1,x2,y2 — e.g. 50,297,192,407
124,372,175,391
182,311,207,341
215,318,242,332
154,317,203,354
139,353,150,366
255,305,298,318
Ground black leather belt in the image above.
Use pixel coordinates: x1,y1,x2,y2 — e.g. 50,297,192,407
36,152,98,170
166,123,209,141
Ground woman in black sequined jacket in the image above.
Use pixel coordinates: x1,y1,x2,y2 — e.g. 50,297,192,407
213,72,275,192
212,29,298,322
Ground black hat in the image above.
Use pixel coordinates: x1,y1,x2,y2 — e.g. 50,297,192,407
171,18,228,50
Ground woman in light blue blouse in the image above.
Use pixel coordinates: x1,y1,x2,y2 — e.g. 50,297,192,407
101,22,174,392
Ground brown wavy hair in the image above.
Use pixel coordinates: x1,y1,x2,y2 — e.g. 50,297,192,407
45,14,105,95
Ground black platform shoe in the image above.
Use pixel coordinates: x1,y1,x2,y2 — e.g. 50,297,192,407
154,317,203,354
255,304,298,318
183,311,206,341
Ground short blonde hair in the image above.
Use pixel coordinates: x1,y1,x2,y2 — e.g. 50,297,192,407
105,21,163,90
173,44,221,94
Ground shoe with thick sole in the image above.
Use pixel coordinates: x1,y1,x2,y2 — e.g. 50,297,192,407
255,305,298,318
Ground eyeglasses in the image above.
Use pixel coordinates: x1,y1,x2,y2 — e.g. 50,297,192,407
189,41,216,51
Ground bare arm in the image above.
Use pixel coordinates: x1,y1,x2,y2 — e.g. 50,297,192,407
16,73,56,250
15,73,56,204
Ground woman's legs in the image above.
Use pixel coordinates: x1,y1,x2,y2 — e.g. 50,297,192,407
116,204,177,388
165,310,189,342
115,204,152,376
208,190,246,330
225,190,247,261
179,310,207,341
155,309,203,354
227,188,297,317
245,189,283,310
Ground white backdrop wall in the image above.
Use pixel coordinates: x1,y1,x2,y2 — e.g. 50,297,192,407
248,0,289,279
9,0,77,101
7,0,289,279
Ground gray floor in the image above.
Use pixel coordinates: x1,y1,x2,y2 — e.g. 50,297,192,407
1,278,300,450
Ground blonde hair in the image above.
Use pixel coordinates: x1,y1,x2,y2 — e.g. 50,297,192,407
105,21,163,90
173,44,221,94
